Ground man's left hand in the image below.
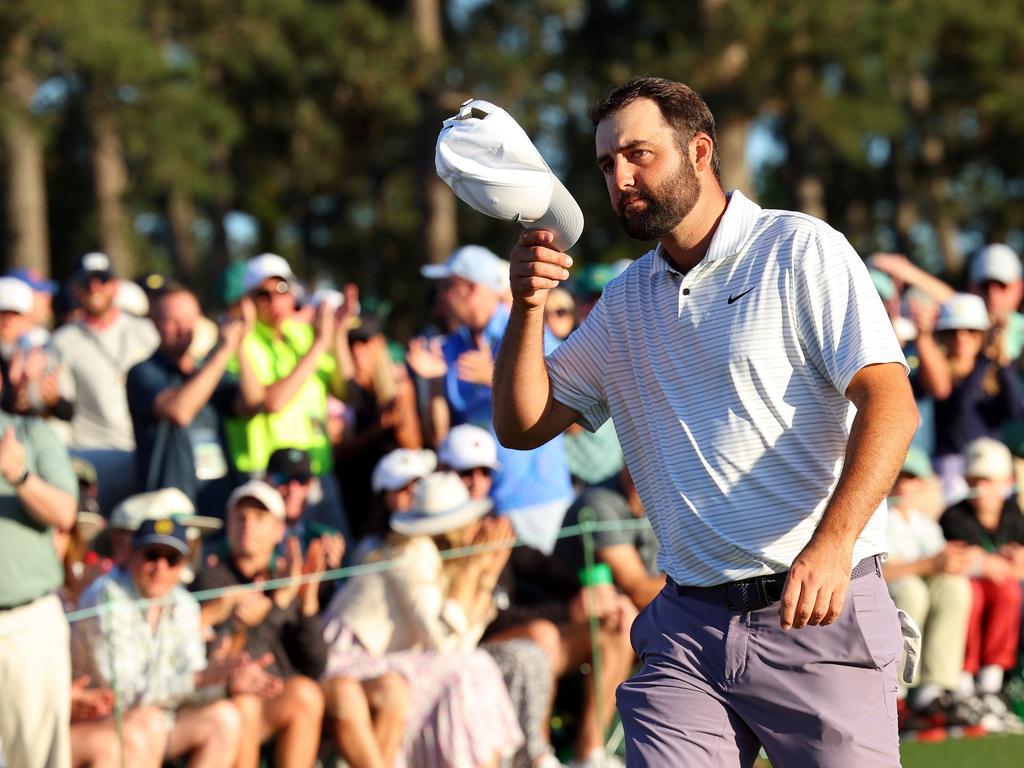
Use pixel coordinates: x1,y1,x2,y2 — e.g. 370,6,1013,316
779,537,853,630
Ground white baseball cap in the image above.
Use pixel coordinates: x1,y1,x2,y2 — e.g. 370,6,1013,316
420,245,509,295
390,471,492,536
964,437,1014,480
969,243,1022,286
110,488,221,536
435,99,584,252
935,293,990,332
439,424,502,472
371,448,438,493
226,480,287,521
242,253,296,293
0,277,34,315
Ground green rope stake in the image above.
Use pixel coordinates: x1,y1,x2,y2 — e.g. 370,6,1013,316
578,506,607,757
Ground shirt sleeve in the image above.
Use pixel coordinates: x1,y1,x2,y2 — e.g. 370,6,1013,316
794,225,908,396
25,419,78,496
544,295,613,432
126,360,167,420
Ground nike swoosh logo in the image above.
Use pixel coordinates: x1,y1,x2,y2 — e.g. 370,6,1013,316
727,287,755,304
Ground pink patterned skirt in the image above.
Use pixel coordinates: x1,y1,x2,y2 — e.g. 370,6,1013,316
323,624,524,768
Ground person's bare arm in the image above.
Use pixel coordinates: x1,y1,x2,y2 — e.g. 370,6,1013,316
154,321,246,427
868,253,955,304
780,362,918,630
599,544,664,610
262,303,334,413
492,230,581,449
0,427,76,530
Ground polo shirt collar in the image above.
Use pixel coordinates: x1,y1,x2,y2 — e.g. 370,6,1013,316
649,189,762,278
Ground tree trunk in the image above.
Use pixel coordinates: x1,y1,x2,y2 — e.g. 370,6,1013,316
717,116,752,199
410,0,457,265
2,36,50,275
88,93,134,276
167,185,198,283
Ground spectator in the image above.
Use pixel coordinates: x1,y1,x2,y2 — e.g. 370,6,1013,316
100,487,221,572
0,277,69,419
6,267,58,330
126,284,257,515
417,245,574,553
351,447,438,563
73,518,257,767
543,288,576,342
321,471,524,767
967,244,1024,360
192,481,327,768
223,253,351,537
264,446,346,576
50,252,159,512
554,466,663,611
444,432,635,768
335,313,423,536
881,446,972,723
914,293,1023,501
940,437,1024,731
0,384,78,768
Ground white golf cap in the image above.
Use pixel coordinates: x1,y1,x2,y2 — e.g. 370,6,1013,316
372,448,438,493
969,243,1022,286
242,253,296,293
935,293,990,332
110,488,207,531
390,472,492,536
226,480,287,521
438,424,502,472
420,245,509,295
435,98,584,252
0,277,34,315
964,437,1014,480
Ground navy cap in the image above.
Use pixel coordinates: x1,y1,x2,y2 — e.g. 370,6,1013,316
133,518,190,556
266,447,312,482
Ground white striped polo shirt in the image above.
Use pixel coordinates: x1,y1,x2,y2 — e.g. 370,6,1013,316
546,190,908,587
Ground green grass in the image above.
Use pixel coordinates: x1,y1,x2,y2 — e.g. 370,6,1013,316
900,733,1024,768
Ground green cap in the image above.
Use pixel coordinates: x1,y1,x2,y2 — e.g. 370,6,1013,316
578,562,613,587
901,445,933,479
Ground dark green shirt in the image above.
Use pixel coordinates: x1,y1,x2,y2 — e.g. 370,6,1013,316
0,412,78,607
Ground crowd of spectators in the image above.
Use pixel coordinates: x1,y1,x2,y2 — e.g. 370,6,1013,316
6,237,1024,768
0,247,653,768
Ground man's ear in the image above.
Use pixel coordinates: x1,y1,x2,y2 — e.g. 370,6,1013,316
692,133,715,174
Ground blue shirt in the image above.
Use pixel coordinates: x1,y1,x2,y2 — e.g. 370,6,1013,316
441,306,573,512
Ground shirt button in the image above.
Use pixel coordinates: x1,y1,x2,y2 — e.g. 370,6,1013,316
682,288,690,295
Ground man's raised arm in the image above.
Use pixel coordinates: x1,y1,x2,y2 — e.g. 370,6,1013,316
492,230,580,449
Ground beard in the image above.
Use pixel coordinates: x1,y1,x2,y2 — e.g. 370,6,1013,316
614,154,700,241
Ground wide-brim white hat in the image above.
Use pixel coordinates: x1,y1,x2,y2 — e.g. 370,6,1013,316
390,471,492,536
436,99,584,252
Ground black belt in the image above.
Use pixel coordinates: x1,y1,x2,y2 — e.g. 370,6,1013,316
668,555,881,612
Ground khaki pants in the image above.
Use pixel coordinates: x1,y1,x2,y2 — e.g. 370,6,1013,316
0,594,71,768
889,573,972,691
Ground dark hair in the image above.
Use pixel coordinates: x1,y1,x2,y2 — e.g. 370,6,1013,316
151,281,196,316
589,76,720,181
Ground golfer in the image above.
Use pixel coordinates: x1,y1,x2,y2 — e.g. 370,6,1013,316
492,76,918,766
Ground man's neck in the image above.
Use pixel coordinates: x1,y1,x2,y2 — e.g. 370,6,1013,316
83,308,119,330
658,186,729,273
233,552,272,580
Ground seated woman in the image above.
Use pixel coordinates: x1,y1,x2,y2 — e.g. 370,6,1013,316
321,471,524,768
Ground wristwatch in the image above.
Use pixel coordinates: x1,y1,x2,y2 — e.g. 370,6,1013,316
12,467,30,487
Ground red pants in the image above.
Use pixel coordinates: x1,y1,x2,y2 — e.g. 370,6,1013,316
964,577,1022,673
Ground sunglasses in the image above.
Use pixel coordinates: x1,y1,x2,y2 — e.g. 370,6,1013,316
457,467,493,479
142,548,184,566
270,472,312,486
253,280,291,301
80,273,113,287
547,308,573,318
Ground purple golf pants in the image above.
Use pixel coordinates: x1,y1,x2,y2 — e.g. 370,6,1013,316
618,559,902,767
